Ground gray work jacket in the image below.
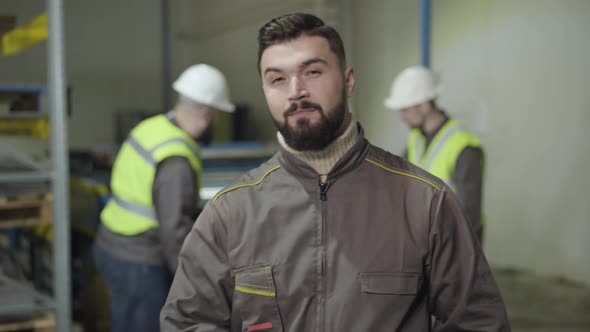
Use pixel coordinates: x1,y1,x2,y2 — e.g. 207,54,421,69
161,126,510,332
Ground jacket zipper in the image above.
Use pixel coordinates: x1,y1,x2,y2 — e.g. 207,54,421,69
319,181,328,201
319,180,328,277
317,179,329,332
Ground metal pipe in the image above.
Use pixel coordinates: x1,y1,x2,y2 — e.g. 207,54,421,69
161,0,172,111
47,0,71,330
420,0,431,68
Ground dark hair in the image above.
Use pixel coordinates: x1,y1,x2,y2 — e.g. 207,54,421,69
257,13,346,72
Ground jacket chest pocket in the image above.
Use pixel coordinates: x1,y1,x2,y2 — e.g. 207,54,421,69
233,265,283,332
358,272,422,314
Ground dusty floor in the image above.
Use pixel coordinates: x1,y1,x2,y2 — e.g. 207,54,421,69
494,268,590,332
73,267,590,332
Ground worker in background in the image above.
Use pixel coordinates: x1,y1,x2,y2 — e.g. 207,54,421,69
161,13,509,331
384,66,485,243
93,64,235,332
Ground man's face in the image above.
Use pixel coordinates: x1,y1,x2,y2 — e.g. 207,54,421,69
195,107,217,145
181,101,217,142
400,103,427,129
260,35,355,150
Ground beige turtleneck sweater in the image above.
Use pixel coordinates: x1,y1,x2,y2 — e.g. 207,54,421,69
277,118,359,182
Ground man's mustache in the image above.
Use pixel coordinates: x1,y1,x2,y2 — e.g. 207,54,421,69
285,100,323,116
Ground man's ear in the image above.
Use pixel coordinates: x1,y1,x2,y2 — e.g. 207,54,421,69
414,102,425,115
344,67,356,97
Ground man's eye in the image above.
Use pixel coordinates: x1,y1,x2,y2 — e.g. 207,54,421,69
306,70,321,77
271,77,285,84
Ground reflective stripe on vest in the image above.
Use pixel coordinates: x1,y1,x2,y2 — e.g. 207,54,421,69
407,119,485,224
101,114,201,236
111,194,157,220
150,137,200,157
128,135,156,166
407,119,481,188
412,122,461,170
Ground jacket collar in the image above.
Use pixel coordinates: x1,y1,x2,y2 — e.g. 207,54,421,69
278,123,370,181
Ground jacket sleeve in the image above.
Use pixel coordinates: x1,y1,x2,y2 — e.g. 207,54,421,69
160,202,233,331
427,188,510,331
452,147,484,242
153,157,198,273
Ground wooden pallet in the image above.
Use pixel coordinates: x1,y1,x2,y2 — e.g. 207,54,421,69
0,194,52,229
0,313,55,332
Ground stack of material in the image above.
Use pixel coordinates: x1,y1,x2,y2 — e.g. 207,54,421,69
0,142,51,230
0,142,51,184
0,273,55,331
0,314,54,332
0,194,52,230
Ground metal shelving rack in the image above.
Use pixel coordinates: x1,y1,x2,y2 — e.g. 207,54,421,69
0,85,54,316
0,85,52,184
0,0,70,331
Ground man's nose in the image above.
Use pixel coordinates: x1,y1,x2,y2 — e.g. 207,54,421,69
288,77,309,101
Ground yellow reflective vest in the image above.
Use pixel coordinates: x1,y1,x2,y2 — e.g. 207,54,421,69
101,114,201,236
407,119,482,190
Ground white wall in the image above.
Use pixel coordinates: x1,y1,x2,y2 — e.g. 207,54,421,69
66,0,169,148
184,0,316,141
352,0,420,154
432,0,590,283
353,0,590,282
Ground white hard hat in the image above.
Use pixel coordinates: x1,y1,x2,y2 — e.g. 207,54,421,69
384,66,441,110
173,64,235,113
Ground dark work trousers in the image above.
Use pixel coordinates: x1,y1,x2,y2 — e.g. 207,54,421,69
93,244,172,332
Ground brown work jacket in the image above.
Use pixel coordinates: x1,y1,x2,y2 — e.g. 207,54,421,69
161,125,510,332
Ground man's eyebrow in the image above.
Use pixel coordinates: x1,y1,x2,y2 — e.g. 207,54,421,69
263,58,328,76
263,67,283,76
302,57,328,67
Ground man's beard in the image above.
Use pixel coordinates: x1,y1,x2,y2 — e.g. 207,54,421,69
275,95,347,151
197,124,214,146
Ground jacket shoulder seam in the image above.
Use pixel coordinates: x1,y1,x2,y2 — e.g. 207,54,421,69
212,165,281,202
365,158,442,191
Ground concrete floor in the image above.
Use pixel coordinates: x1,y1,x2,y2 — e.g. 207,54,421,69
73,267,590,332
494,268,590,332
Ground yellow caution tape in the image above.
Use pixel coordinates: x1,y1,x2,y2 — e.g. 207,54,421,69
2,13,48,56
0,118,49,139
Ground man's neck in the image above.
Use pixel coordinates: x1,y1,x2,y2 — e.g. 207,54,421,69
277,116,359,182
166,110,179,126
172,107,190,132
